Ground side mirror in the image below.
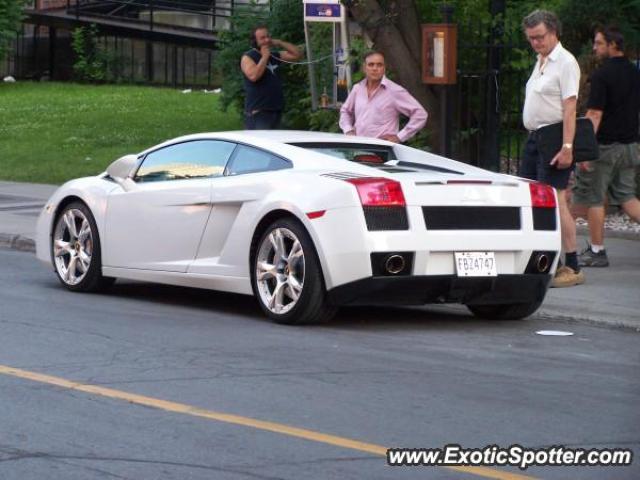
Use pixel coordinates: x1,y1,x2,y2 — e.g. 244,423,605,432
107,154,138,188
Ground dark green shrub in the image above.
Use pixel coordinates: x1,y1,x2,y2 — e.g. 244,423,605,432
72,24,111,82
0,0,28,62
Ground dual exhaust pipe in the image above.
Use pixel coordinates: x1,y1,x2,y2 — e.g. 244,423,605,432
386,252,552,274
525,251,556,275
371,252,413,276
374,251,555,277
534,252,550,273
384,254,406,275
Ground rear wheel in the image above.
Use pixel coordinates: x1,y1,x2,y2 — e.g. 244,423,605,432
467,300,543,320
52,201,114,292
252,218,337,325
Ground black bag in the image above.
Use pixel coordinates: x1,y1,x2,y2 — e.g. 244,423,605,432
536,117,599,163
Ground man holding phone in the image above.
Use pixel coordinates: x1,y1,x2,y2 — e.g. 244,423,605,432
241,25,301,130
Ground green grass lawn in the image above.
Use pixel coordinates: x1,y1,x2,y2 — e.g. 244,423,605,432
0,82,242,184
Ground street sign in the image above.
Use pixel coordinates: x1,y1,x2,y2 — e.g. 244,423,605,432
303,0,345,22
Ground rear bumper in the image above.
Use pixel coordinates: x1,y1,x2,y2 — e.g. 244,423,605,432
327,274,551,306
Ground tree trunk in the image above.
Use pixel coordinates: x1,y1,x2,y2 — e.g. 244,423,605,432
343,0,442,151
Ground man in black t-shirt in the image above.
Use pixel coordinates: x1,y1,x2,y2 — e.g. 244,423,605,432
240,25,301,130
572,26,640,267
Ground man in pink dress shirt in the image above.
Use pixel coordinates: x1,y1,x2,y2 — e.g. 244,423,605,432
339,51,428,143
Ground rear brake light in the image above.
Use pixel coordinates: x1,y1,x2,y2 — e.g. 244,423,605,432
446,180,492,185
529,182,556,208
346,178,406,207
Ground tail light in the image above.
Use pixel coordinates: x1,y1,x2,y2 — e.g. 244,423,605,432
530,182,557,230
346,178,408,231
529,182,556,208
346,178,406,207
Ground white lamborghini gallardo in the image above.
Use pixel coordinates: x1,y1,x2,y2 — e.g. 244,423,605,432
36,131,560,324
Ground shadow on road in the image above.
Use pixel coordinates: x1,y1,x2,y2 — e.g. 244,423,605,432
98,280,523,331
33,274,530,332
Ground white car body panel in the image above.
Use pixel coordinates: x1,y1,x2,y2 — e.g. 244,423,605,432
104,178,213,272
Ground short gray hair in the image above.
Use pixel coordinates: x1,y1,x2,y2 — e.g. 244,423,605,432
522,10,561,36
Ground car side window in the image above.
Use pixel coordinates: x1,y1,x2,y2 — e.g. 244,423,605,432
135,140,236,183
225,144,292,176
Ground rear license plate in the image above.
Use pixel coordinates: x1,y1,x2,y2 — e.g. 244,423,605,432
454,252,497,277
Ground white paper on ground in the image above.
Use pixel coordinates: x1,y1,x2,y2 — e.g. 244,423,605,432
535,330,574,336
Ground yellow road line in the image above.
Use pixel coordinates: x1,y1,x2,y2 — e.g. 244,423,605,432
0,364,536,480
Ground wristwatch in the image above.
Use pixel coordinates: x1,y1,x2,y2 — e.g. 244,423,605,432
562,143,573,150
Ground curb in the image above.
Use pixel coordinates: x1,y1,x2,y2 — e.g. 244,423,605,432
536,310,640,332
576,225,640,241
0,234,36,253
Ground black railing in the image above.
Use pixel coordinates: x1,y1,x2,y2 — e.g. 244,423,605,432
66,0,236,33
452,18,532,173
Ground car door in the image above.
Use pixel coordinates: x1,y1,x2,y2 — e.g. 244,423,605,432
188,144,293,276
103,139,237,272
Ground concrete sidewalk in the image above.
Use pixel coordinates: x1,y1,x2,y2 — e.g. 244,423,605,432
1,181,638,330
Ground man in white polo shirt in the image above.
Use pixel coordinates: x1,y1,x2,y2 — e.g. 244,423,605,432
520,10,584,288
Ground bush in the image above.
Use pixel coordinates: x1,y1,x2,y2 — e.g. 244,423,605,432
72,24,113,83
558,0,640,56
0,0,28,62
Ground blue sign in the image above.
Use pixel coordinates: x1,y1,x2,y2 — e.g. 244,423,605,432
305,3,342,20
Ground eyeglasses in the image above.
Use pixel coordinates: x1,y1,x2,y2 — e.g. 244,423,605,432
527,31,549,42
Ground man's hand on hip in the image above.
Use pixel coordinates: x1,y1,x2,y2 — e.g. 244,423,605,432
380,134,400,143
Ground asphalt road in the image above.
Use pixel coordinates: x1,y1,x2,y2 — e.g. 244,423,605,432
1,248,638,480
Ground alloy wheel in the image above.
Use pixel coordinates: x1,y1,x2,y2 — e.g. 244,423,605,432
255,227,305,315
53,208,94,286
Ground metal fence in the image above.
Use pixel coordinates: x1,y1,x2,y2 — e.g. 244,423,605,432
1,25,218,87
66,0,233,33
1,0,272,86
450,18,532,173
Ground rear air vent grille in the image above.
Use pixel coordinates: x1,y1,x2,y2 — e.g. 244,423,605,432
532,207,557,230
422,206,521,230
364,206,409,231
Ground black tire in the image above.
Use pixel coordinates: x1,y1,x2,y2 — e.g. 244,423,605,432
467,300,543,320
251,218,337,325
51,201,115,292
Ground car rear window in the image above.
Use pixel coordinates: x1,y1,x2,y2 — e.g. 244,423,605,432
289,142,397,164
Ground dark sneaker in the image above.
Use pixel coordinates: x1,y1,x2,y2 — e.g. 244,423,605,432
578,247,609,267
551,266,585,288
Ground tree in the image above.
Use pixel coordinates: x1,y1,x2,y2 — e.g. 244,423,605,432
558,0,640,55
342,0,442,150
0,0,27,64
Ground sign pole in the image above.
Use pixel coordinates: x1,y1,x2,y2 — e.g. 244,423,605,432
303,0,350,110
304,20,319,111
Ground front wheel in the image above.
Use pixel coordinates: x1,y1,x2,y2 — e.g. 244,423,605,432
251,218,337,325
467,300,543,320
51,201,114,292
